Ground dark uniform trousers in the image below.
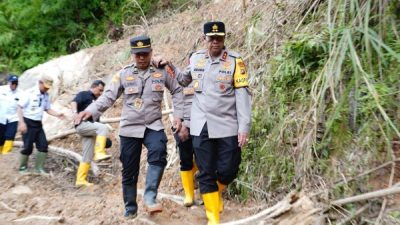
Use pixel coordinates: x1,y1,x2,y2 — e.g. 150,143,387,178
0,123,5,146
21,118,48,155
4,121,18,140
120,128,168,185
174,129,194,171
193,123,242,194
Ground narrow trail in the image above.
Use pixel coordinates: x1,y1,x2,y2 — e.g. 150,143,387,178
0,149,260,225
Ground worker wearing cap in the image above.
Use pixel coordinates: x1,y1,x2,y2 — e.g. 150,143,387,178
17,75,65,174
0,74,24,154
75,35,184,218
71,79,112,187
173,21,252,224
0,93,7,154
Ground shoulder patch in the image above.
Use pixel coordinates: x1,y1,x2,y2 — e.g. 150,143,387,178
233,58,249,88
112,72,120,83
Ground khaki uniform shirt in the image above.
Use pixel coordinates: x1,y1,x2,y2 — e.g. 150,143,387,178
86,64,184,138
175,49,252,138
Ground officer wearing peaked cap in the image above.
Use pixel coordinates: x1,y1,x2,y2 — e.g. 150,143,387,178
171,21,252,224
75,35,184,218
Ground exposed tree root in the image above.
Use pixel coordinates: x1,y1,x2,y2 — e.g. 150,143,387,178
13,215,64,223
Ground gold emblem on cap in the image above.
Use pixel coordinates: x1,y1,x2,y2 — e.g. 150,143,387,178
137,41,144,47
212,24,219,32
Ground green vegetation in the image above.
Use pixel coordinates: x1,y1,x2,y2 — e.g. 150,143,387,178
0,0,192,74
235,0,400,200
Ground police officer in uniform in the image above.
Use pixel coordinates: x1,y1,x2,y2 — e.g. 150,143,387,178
173,54,199,207
74,35,184,218
71,80,112,187
0,75,24,154
17,75,65,174
173,22,252,224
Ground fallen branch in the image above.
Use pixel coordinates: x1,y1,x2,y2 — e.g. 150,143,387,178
13,141,99,176
47,129,76,142
13,215,64,223
0,201,18,212
332,185,400,206
334,159,400,186
337,203,371,225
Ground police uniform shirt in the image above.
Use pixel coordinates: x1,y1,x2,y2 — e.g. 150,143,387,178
18,88,51,121
176,49,252,138
182,82,194,127
0,88,24,123
85,63,184,138
73,90,97,122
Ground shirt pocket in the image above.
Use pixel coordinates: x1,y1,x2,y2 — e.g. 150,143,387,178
192,73,204,93
151,82,164,102
215,74,233,93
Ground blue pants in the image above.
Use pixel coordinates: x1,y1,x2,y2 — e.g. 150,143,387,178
0,123,5,146
119,128,167,186
174,131,194,171
21,118,48,155
192,124,242,194
4,121,18,140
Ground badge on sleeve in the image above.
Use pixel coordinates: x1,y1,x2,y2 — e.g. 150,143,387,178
166,65,175,79
112,73,120,83
233,58,249,88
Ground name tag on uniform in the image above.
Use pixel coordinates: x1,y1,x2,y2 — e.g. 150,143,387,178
183,87,195,95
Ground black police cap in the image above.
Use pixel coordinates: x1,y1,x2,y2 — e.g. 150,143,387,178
130,35,152,53
204,21,225,36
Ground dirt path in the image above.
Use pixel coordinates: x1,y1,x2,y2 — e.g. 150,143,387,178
0,149,258,225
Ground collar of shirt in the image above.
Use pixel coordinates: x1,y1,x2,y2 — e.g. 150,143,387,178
205,50,227,64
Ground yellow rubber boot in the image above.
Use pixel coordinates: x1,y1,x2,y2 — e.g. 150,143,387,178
75,162,94,187
180,170,195,207
2,140,13,154
93,136,111,162
217,181,226,213
202,192,220,225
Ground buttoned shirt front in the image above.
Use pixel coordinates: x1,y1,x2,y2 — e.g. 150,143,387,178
18,87,51,121
176,49,252,138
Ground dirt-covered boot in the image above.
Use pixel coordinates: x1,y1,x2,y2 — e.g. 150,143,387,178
144,164,164,213
19,154,29,174
35,152,49,175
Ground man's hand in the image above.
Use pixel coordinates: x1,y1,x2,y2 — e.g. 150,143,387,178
18,121,27,134
173,117,182,133
178,125,189,142
238,132,249,148
74,111,92,125
152,56,170,68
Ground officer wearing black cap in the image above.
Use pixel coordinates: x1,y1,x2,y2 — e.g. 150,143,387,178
0,74,24,155
172,21,252,224
75,35,184,219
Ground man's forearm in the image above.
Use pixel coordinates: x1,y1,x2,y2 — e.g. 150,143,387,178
46,108,61,117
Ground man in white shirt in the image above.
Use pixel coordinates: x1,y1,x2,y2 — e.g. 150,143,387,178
0,75,24,154
17,75,64,174
0,91,7,154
